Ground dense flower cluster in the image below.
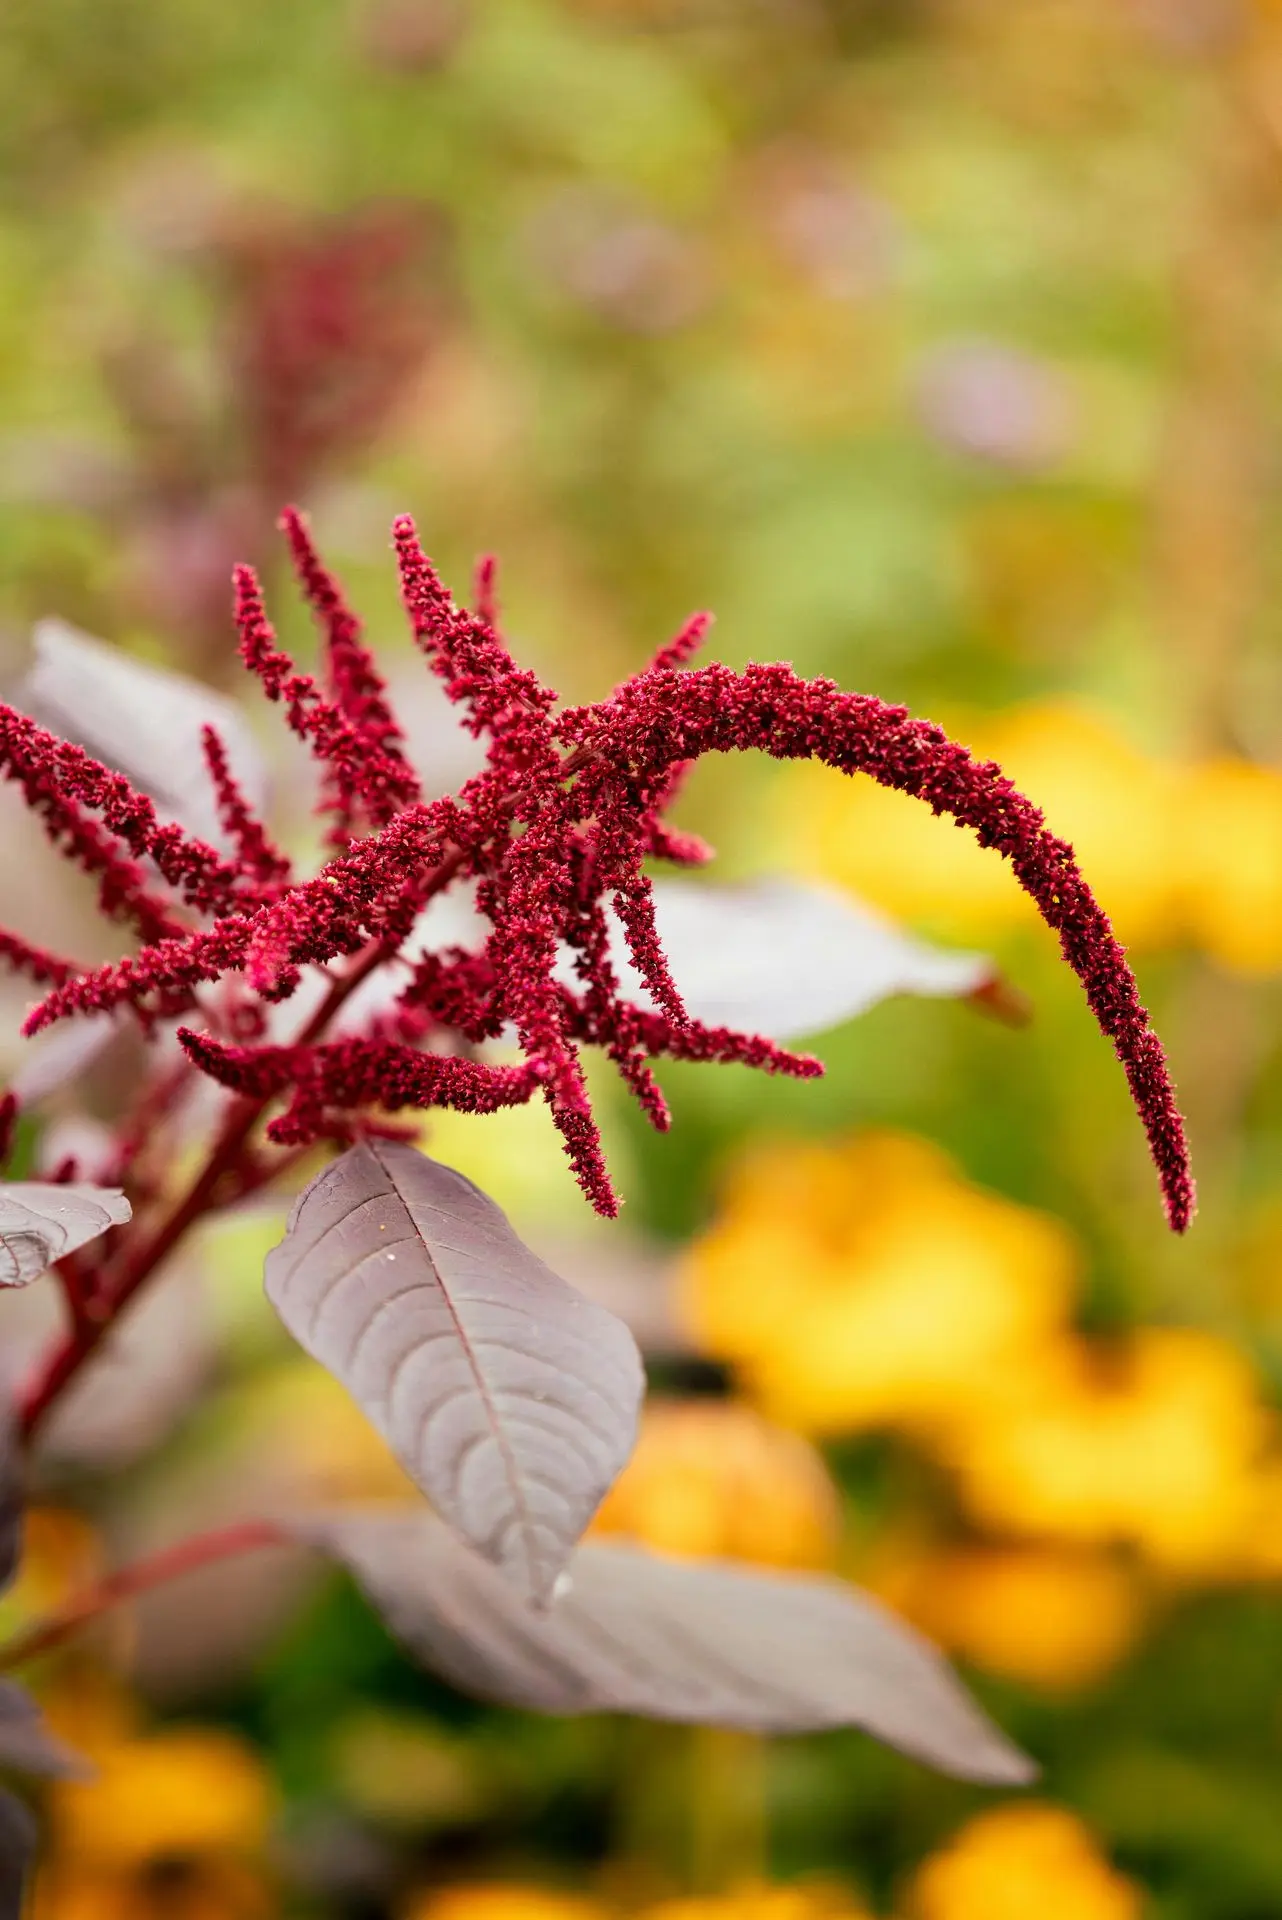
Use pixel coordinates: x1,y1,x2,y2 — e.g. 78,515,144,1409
0,512,1193,1227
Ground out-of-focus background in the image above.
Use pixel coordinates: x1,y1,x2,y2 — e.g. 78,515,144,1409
4,0,1282,1914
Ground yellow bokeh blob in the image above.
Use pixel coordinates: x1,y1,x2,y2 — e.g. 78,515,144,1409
943,1329,1267,1570
591,1399,840,1569
32,1860,272,1920
52,1726,275,1868
678,1131,1077,1436
404,1888,613,1920
1178,758,1282,975
872,1543,1143,1692
905,1803,1143,1920
646,1886,871,1920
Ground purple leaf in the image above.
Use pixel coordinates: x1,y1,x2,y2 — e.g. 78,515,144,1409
265,1144,645,1604
0,1182,130,1288
591,878,993,1042
303,1510,1034,1786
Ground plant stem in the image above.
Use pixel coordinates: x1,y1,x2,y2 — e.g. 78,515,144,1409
0,1519,289,1672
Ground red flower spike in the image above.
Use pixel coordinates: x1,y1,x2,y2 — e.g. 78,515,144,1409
23,921,255,1036
646,610,713,675
587,662,1194,1233
602,1001,823,1081
646,820,715,867
0,707,203,940
473,553,500,630
635,759,713,868
7,514,1194,1239
392,946,503,1046
201,726,292,887
280,505,421,839
29,727,243,918
611,874,691,1030
178,1027,545,1128
242,796,461,993
0,1091,17,1168
234,564,418,823
0,929,81,990
563,881,671,1133
393,516,559,773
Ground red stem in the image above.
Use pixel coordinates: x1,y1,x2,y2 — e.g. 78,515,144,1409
0,1519,288,1672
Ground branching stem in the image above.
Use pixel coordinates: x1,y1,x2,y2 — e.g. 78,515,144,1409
0,1519,289,1672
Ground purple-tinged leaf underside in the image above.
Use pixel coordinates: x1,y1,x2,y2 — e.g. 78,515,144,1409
0,1183,130,1288
265,1143,645,1604
607,877,993,1041
302,1509,1035,1786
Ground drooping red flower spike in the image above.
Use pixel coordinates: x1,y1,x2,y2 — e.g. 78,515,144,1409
4,511,1193,1234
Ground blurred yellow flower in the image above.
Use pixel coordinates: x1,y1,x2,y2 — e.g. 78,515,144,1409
591,1399,840,1569
677,1132,1076,1436
872,1542,1144,1691
942,1330,1267,1570
780,700,1183,950
905,1803,1144,1920
646,1884,872,1920
1179,759,1282,975
52,1725,275,1868
33,1859,272,1920
39,1670,139,1766
0,1508,101,1644
404,1887,613,1920
1200,1456,1282,1584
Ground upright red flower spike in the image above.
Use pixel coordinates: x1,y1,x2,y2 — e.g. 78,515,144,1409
201,726,292,887
280,504,421,840
234,562,419,826
646,609,713,675
472,553,500,630
393,515,559,774
6,513,1193,1236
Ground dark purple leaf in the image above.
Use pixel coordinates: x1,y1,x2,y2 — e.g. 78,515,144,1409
266,1144,645,1604
303,1511,1035,1786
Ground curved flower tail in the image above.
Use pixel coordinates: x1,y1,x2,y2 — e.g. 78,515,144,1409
592,661,1195,1233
